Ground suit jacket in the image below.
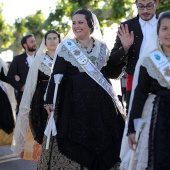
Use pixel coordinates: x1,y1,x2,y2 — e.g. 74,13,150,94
7,52,29,91
110,15,157,76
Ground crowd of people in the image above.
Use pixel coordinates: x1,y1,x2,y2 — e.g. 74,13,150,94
0,0,170,169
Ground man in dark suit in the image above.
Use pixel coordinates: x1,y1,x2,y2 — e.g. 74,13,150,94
7,34,37,114
110,0,159,113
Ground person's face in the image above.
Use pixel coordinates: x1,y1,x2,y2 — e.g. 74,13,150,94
25,36,37,52
72,14,91,40
158,18,170,49
136,0,158,21
46,33,59,51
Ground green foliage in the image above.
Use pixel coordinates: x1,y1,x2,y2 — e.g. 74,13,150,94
13,10,45,37
157,0,170,14
0,0,169,55
0,4,15,50
41,0,134,36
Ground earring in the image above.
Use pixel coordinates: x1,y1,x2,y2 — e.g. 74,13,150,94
158,38,162,46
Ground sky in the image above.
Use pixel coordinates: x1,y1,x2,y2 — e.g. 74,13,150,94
0,0,57,24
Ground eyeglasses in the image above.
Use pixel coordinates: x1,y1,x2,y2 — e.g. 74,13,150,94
137,3,155,10
46,37,59,42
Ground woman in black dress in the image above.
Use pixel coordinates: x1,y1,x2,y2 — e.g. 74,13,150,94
38,9,125,170
11,30,61,161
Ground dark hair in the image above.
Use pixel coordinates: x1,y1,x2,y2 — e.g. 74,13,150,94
44,30,61,45
157,11,170,35
135,0,156,2
21,34,34,49
72,9,94,34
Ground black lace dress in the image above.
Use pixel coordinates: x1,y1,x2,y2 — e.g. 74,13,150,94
128,66,170,169
38,54,125,170
29,70,49,144
0,68,14,134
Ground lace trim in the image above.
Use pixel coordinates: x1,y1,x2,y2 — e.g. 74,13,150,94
58,38,109,72
39,62,51,77
120,94,155,170
11,53,52,156
142,57,168,88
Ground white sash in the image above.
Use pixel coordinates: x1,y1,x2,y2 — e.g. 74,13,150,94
149,50,170,88
0,81,7,94
43,55,53,70
64,39,125,115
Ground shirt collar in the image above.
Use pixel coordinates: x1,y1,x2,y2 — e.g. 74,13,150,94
26,53,35,58
139,15,157,27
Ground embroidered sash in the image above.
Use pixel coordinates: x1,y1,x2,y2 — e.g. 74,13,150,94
64,39,125,115
149,50,170,88
43,55,53,70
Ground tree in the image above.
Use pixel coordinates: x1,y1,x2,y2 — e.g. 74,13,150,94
12,10,45,55
0,4,15,53
45,0,134,35
0,0,169,55
42,0,168,37
157,0,170,14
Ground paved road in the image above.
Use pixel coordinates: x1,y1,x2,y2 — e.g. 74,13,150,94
0,146,37,170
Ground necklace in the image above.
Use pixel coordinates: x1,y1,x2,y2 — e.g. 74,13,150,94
76,38,93,51
46,52,54,59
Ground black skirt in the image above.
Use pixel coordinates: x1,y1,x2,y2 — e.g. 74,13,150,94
0,87,14,134
148,90,170,169
57,72,125,170
29,71,49,144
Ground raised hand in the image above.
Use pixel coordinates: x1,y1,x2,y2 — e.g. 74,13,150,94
117,24,134,52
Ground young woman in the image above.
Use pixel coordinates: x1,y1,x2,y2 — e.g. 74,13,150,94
38,9,125,170
121,11,170,169
11,30,61,161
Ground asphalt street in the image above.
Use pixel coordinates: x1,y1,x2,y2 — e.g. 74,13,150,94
0,146,37,170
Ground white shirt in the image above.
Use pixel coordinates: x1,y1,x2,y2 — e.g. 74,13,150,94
26,54,35,67
139,15,158,57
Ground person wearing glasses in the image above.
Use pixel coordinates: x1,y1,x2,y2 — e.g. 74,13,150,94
110,0,159,114
120,11,170,169
11,30,61,162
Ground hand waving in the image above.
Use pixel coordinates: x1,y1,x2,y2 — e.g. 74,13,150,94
117,24,134,52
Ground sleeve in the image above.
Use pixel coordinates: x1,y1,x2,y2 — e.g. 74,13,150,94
0,68,7,82
127,66,151,134
101,58,126,79
45,56,67,104
7,56,23,91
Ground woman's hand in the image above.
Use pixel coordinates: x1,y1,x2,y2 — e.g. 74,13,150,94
45,104,54,116
14,75,20,81
128,133,137,151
